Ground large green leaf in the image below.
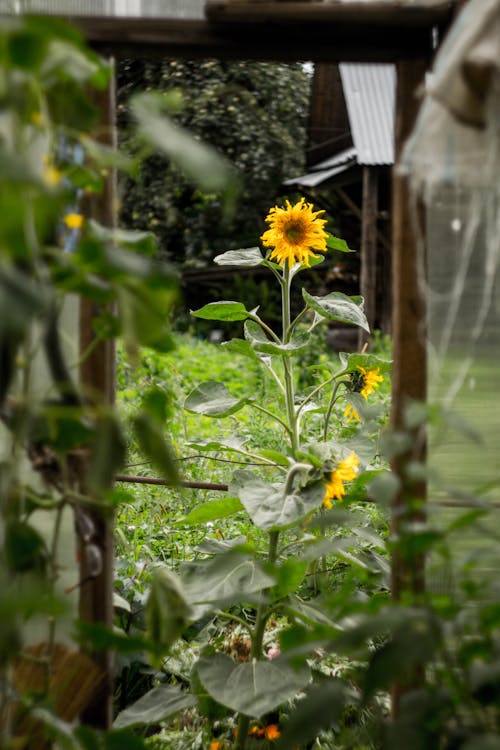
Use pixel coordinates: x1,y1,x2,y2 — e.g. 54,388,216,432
113,685,196,729
214,247,263,266
87,413,126,493
117,282,177,353
276,681,357,749
145,566,192,661
75,726,148,750
181,551,275,608
179,496,243,526
132,414,178,484
191,301,251,322
185,435,248,453
184,381,250,417
234,473,324,531
244,320,308,357
87,219,158,257
0,263,48,337
326,234,353,253
221,337,262,363
197,653,310,717
303,289,370,332
363,611,439,701
4,520,48,573
338,350,392,376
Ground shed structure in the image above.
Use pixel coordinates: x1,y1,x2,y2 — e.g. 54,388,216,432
285,62,396,346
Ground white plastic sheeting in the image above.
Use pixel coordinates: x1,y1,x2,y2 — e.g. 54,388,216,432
400,0,500,579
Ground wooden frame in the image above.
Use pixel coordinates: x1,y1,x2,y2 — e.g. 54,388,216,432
69,0,463,727
71,1,454,62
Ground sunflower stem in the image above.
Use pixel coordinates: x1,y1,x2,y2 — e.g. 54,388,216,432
234,530,279,750
322,380,347,441
282,262,299,455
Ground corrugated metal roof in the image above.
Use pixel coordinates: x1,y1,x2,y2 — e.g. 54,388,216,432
0,0,205,18
339,63,395,165
283,146,357,188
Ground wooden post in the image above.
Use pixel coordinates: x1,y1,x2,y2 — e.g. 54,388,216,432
390,59,428,714
358,166,379,350
78,62,117,730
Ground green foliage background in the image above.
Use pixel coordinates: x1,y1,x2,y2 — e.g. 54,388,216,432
117,59,311,267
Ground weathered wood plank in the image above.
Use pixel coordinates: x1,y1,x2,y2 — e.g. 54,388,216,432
78,69,117,731
71,5,454,62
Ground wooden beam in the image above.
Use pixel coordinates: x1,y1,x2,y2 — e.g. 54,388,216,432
390,59,428,593
390,57,428,713
78,65,117,731
335,187,391,253
205,0,455,25
71,3,455,63
358,166,379,350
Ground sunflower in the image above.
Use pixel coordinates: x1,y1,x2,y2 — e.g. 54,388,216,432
323,451,359,509
344,366,384,423
358,366,384,399
260,197,328,268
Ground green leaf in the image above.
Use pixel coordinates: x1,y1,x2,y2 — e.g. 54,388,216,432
145,566,192,661
214,247,263,266
8,30,47,69
338,351,392,376
105,731,148,750
181,551,275,608
221,337,262,362
118,282,177,353
42,39,103,83
195,536,249,555
179,496,243,526
257,449,290,466
87,219,158,257
326,234,353,253
270,558,308,599
185,435,248,453
363,611,439,701
233,473,324,531
191,301,251,322
0,263,48,337
276,681,356,749
141,387,170,422
130,91,236,192
286,596,340,628
303,289,370,332
74,621,160,657
81,135,137,176
132,414,178,484
366,471,401,505
88,414,126,493
75,726,149,750
113,593,131,613
113,685,196,729
5,520,48,573
197,653,310,717
184,381,250,417
244,320,308,357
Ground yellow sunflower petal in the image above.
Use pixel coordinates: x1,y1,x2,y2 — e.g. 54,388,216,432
344,404,361,423
260,197,328,268
63,212,84,230
359,366,384,400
